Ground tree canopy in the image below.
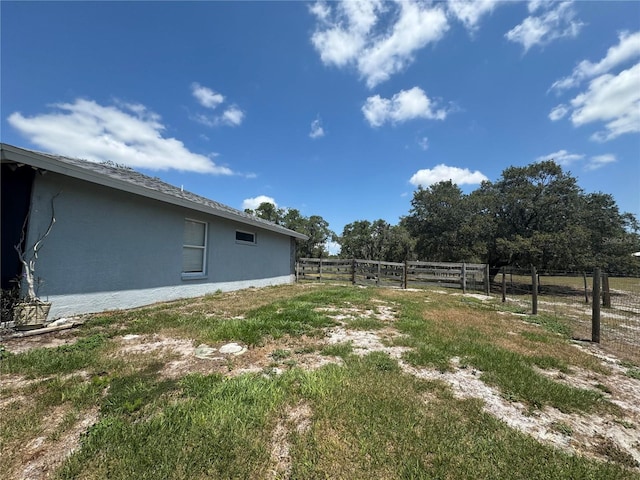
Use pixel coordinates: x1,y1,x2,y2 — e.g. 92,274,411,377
402,161,640,274
338,219,414,263
245,203,334,259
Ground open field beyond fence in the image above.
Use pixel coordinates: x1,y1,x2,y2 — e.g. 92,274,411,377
493,272,640,364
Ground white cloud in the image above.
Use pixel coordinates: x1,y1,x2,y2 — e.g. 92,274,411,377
309,117,325,139
191,83,225,109
534,150,617,171
242,195,277,211
409,164,488,187
310,0,449,88
190,83,244,127
586,154,616,171
570,63,640,141
447,0,499,32
548,104,569,121
362,87,448,127
535,149,584,166
221,106,245,127
551,31,640,92
549,32,640,142
505,1,583,52
7,98,232,175
326,240,341,256
309,0,331,23
418,136,429,151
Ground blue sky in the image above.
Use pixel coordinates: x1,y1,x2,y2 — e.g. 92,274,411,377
2,1,639,250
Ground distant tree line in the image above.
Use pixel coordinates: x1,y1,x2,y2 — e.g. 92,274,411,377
248,161,640,275
244,203,334,259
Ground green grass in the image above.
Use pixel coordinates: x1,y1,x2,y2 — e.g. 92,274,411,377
1,284,638,479
346,316,385,330
56,357,636,479
393,296,607,413
1,333,109,377
320,342,354,359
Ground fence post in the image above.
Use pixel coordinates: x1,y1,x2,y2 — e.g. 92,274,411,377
319,258,323,281
484,264,490,295
583,272,589,304
531,266,538,315
602,273,611,308
401,261,406,289
461,263,467,294
351,259,356,285
377,260,381,286
501,267,506,302
592,268,601,343
295,261,299,282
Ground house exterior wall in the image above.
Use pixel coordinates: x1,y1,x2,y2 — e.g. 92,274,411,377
27,172,296,318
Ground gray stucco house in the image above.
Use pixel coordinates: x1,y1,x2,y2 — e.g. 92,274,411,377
1,143,307,319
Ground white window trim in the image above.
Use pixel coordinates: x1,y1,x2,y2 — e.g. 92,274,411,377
235,229,257,246
182,218,208,279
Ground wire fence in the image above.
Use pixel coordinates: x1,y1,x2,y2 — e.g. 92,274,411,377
492,268,640,364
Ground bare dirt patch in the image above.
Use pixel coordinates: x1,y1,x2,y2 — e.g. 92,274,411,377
7,406,99,480
404,355,640,468
268,401,313,479
1,328,79,354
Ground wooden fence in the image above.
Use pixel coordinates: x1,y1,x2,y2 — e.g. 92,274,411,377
296,258,489,293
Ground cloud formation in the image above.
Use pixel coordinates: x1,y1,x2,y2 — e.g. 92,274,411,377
309,117,325,139
409,164,488,187
7,99,232,174
505,1,583,52
536,150,617,171
586,154,616,171
570,63,640,142
550,31,640,92
362,87,448,127
191,83,225,109
535,149,584,166
310,0,449,88
242,195,277,211
548,104,569,121
447,0,499,32
549,32,640,142
191,82,245,127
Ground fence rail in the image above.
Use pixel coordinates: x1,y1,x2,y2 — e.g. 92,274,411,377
296,258,489,293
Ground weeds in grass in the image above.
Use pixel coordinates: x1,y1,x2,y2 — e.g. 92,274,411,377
270,349,291,361
526,313,573,337
551,421,574,436
1,334,108,377
625,367,640,380
320,342,353,359
346,316,385,330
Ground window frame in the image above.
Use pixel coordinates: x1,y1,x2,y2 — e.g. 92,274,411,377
235,229,257,246
182,218,208,279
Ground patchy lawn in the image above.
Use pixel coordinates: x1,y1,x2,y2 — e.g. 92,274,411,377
1,283,639,479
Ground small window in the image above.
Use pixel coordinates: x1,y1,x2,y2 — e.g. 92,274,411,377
183,219,207,275
235,230,256,245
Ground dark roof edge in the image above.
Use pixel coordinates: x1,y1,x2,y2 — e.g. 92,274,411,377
1,143,308,240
